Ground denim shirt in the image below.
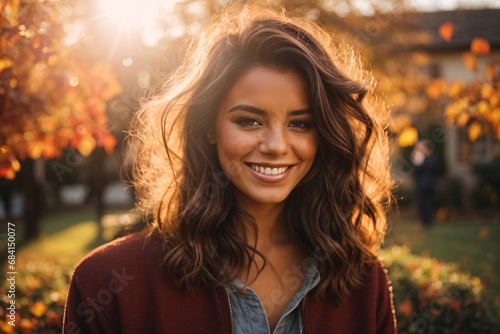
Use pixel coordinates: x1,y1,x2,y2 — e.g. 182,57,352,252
225,260,320,334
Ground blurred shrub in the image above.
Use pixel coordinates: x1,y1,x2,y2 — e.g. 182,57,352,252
381,246,500,334
473,158,500,209
1,247,499,333
0,259,70,333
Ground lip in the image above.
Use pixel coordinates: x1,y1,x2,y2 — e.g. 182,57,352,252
245,163,295,183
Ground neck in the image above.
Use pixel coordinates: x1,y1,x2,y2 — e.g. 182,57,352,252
235,195,290,249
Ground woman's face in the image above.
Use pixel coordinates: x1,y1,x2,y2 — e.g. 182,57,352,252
214,67,318,206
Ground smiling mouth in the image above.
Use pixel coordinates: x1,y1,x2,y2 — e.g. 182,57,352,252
249,164,290,176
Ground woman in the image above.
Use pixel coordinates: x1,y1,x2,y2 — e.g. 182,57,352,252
64,4,395,334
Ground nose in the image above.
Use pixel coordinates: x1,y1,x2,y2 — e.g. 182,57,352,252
259,125,289,156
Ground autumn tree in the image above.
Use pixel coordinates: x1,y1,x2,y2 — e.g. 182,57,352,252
427,23,500,142
0,0,121,239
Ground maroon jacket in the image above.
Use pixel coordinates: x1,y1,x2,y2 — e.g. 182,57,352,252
63,232,396,333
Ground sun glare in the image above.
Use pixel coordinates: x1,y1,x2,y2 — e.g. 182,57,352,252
95,0,179,46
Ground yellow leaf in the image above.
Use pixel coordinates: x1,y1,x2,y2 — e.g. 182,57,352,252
481,84,493,99
11,158,20,172
29,301,47,317
5,0,19,25
448,81,463,98
28,143,43,160
78,137,96,156
477,101,489,115
468,122,482,142
445,104,459,121
438,21,454,42
390,114,412,134
462,52,477,72
471,37,490,55
457,112,470,127
398,127,418,147
0,58,12,72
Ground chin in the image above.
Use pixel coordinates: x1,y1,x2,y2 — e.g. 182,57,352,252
247,192,290,205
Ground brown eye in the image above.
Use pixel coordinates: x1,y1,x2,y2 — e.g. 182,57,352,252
288,120,315,129
234,117,261,127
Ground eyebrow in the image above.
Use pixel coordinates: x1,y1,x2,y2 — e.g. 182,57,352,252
227,104,312,116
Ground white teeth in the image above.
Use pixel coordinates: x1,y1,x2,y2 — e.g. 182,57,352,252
251,164,288,175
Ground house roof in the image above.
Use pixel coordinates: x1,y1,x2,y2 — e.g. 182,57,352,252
407,9,500,51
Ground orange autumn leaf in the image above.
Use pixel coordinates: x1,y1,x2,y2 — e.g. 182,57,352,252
425,78,447,99
29,300,47,317
398,298,413,317
470,37,490,55
19,318,35,330
0,320,15,334
101,133,117,155
439,21,455,42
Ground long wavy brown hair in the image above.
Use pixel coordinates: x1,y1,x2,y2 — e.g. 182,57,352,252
127,4,393,300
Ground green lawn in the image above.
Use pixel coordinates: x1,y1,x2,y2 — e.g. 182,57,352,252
7,207,134,267
384,218,500,298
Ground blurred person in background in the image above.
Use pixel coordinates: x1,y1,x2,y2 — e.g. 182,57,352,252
411,139,438,227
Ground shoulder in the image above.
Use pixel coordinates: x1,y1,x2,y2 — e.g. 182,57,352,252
65,231,232,333
74,231,160,272
73,231,161,276
362,260,392,289
70,230,167,295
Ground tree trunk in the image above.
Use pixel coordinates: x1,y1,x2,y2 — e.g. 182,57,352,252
23,158,44,241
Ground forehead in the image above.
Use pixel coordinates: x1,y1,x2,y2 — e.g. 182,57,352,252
218,66,310,112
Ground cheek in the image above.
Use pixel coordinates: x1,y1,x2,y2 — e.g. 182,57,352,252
295,134,319,163
217,125,259,157
216,129,256,177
